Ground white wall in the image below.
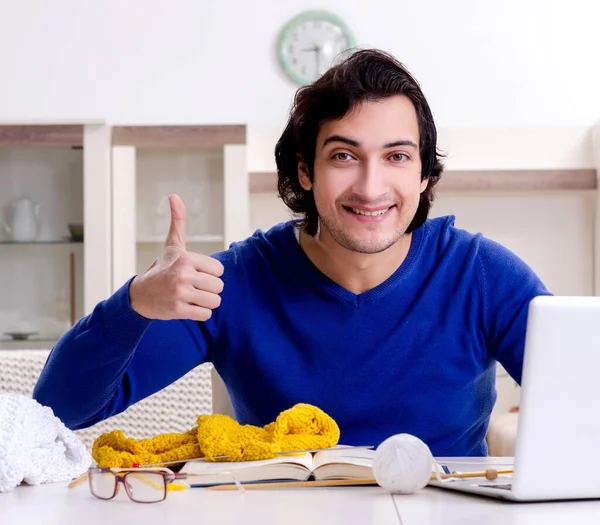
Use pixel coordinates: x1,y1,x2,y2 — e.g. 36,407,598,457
0,0,597,415
1,0,598,301
0,0,599,132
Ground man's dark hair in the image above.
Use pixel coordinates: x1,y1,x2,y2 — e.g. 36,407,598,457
275,48,444,236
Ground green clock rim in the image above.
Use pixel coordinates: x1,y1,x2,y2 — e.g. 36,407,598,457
277,10,356,86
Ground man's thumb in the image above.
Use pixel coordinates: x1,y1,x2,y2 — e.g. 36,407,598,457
165,194,186,249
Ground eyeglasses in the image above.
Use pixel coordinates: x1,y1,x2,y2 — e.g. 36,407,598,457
87,467,244,503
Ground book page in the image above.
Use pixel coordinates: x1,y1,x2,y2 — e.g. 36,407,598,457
179,452,315,485
312,447,376,470
311,448,375,481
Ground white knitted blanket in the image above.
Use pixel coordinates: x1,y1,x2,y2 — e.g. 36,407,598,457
0,393,92,493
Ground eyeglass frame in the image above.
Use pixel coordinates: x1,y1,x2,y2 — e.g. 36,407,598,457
87,466,244,503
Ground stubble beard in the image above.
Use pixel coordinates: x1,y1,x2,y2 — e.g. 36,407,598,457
317,209,410,255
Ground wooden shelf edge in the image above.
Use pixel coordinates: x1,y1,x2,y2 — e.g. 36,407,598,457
137,234,224,243
249,169,598,193
437,169,597,191
0,240,83,245
0,125,84,147
112,125,246,148
250,171,280,193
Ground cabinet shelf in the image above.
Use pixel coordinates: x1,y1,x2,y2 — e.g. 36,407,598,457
0,337,59,343
137,234,224,244
0,339,59,350
110,124,248,279
249,169,598,193
0,239,83,245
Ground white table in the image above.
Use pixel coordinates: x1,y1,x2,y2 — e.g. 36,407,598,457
4,457,600,524
0,482,400,525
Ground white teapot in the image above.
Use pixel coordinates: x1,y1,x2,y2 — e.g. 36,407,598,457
1,196,41,242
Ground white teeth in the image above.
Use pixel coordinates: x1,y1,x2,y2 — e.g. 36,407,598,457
350,207,388,216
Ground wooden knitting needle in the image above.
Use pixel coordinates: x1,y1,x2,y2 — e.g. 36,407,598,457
434,468,513,481
206,478,378,490
69,467,513,491
68,473,88,488
204,468,514,491
68,466,175,489
67,445,375,488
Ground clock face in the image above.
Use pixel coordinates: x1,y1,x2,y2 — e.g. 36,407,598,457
278,11,355,86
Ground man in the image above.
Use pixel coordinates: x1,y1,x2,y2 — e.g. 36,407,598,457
33,49,550,456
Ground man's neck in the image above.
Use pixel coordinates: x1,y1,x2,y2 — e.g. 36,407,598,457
299,228,412,295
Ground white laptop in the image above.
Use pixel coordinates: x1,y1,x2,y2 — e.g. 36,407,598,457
429,295,600,502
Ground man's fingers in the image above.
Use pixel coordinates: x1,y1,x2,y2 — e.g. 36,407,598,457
184,289,222,310
190,272,225,295
187,252,225,277
178,304,214,322
164,194,186,250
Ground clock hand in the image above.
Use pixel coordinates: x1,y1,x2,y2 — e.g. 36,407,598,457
314,44,321,74
300,44,322,74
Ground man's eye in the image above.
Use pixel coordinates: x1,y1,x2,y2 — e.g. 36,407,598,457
390,153,408,162
332,152,353,161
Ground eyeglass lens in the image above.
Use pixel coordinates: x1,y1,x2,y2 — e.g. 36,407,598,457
90,470,167,503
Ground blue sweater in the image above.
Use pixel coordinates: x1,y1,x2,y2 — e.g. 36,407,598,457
33,216,550,456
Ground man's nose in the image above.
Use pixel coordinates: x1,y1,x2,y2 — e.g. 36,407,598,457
352,160,389,201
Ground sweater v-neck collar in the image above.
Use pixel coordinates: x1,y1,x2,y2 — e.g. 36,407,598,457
279,220,425,308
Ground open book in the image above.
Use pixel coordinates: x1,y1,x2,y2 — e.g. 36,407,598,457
179,447,375,486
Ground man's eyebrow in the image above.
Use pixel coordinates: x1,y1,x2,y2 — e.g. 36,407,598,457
322,135,360,148
322,135,418,149
383,139,418,149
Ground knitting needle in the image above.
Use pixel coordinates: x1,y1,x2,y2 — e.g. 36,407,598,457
67,445,374,487
69,466,512,491
206,478,379,490
204,468,514,491
138,445,375,468
68,466,173,489
67,446,374,487
434,468,513,481
67,446,373,488
68,473,88,488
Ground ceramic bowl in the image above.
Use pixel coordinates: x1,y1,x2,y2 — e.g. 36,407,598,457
4,331,38,341
68,223,84,242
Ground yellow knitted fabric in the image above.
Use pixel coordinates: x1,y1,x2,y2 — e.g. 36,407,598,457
92,403,340,469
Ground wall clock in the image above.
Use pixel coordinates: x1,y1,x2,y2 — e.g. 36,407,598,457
277,10,355,86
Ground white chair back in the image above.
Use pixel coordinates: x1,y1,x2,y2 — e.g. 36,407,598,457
211,366,235,417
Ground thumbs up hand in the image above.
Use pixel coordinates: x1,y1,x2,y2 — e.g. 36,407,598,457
129,194,225,322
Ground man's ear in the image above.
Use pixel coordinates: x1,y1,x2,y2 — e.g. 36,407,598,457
420,176,429,193
298,159,312,191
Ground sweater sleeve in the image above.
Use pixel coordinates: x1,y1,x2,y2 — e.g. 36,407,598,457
32,277,217,430
477,238,553,385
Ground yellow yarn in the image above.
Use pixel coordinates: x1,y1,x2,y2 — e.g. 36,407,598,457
92,403,340,469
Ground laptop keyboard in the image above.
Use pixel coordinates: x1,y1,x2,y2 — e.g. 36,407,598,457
479,483,513,491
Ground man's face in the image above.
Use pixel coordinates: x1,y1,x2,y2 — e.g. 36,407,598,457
299,95,427,254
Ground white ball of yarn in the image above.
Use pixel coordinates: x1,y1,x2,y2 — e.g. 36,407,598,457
372,434,434,494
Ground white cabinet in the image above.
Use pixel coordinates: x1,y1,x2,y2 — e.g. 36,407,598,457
109,125,249,291
0,123,249,347
0,123,112,347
